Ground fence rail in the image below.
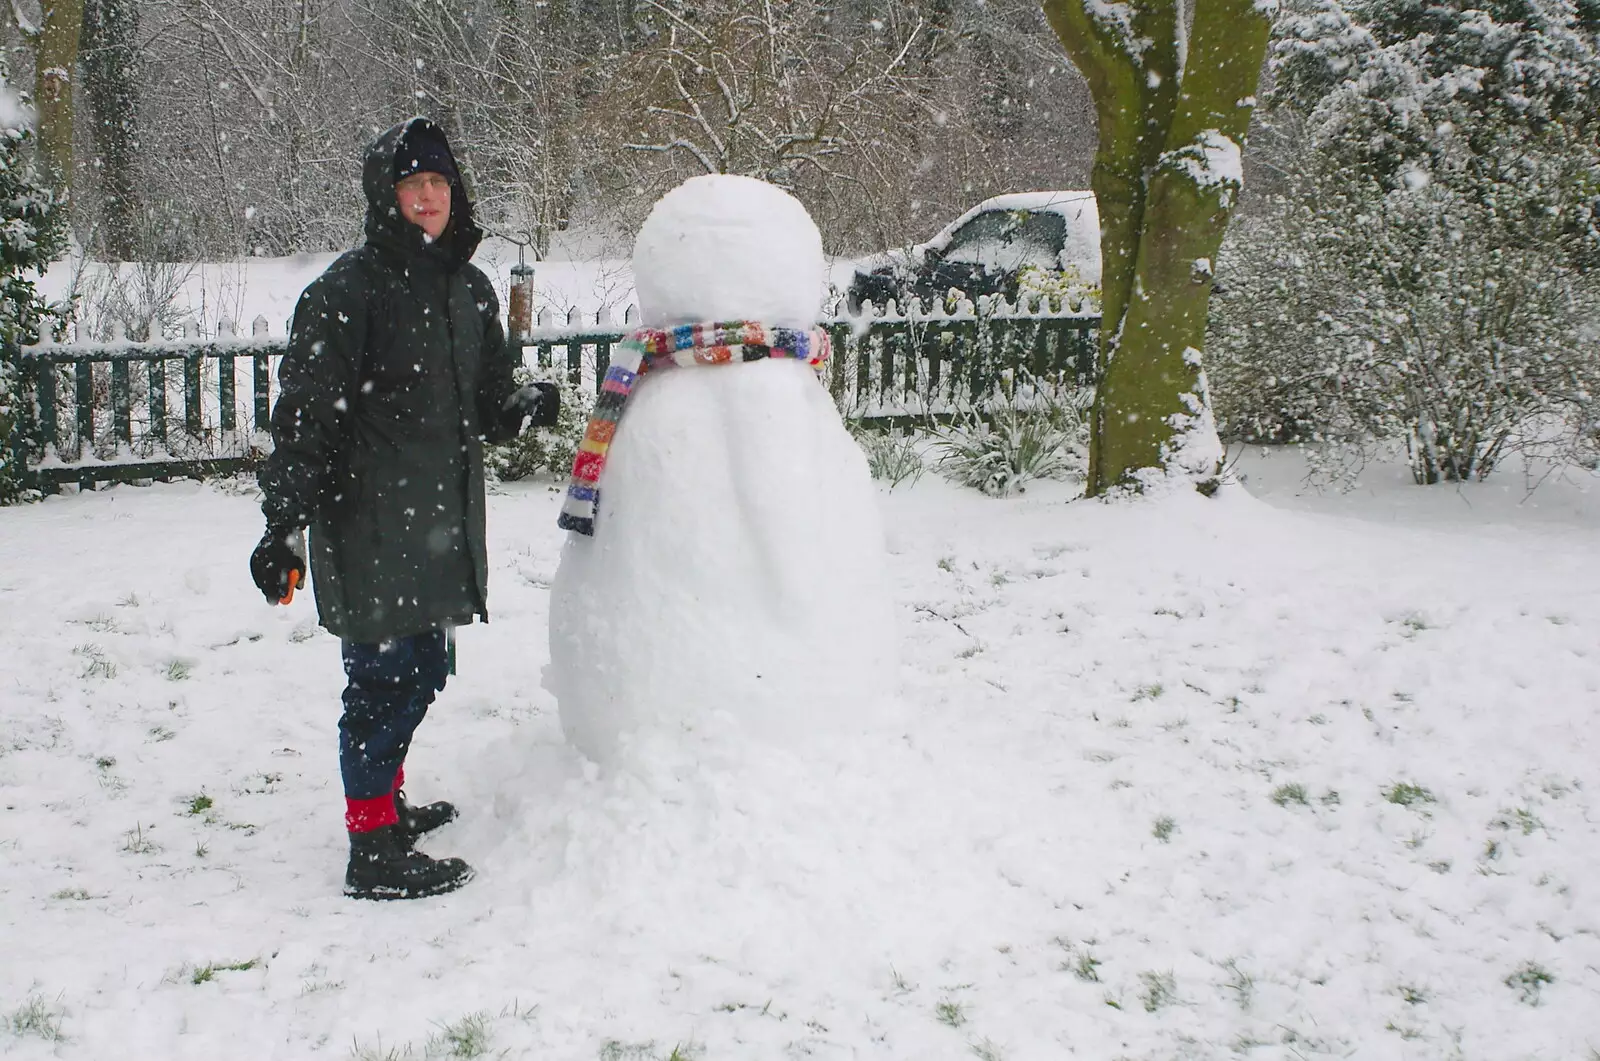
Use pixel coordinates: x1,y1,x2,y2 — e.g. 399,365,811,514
6,296,1100,492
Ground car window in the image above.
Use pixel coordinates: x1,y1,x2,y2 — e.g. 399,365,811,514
941,209,1067,272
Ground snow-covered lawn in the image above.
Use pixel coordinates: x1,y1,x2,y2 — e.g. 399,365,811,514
36,241,638,339
34,243,869,341
2,456,1597,1060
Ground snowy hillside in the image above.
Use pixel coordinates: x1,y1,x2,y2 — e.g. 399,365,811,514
1,453,1597,1060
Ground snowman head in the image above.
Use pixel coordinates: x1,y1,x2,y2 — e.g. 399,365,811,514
633,175,825,329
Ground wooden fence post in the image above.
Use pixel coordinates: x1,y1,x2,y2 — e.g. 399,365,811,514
74,357,92,464
595,307,613,378
959,308,981,405
1035,308,1054,380
535,309,552,372
35,329,58,460
184,349,203,438
217,319,237,432
149,355,167,450
922,305,944,406
854,308,872,402
899,301,920,397
253,316,271,432
878,300,898,401
918,306,938,400
109,322,132,449
826,321,850,407
565,308,582,387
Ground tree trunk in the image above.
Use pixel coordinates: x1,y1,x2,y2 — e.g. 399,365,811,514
1040,0,1270,494
29,0,87,201
81,0,139,259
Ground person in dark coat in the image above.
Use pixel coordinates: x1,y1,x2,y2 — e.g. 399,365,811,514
247,117,557,900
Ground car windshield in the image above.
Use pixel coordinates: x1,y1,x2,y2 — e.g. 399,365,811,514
940,209,1066,272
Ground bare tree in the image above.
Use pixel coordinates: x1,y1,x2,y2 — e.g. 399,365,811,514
353,0,594,257
587,0,972,249
6,0,1099,264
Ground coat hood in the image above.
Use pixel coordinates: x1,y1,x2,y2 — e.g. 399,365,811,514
362,117,481,271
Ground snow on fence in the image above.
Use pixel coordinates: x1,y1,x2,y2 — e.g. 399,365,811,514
528,296,1100,429
8,293,1100,492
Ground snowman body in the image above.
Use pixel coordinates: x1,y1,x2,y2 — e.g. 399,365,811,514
546,176,897,767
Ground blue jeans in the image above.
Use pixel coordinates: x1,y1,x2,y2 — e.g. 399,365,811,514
338,631,449,800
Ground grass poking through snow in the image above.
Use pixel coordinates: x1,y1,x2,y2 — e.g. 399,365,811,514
1385,782,1435,808
348,1037,410,1061
190,959,259,985
970,1037,1004,1060
1271,783,1310,807
7,994,67,1042
425,1011,492,1058
599,1040,701,1061
1504,961,1555,1006
121,824,159,855
1139,971,1177,1012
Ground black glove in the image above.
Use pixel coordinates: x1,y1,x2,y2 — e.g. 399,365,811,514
500,381,561,435
250,527,307,604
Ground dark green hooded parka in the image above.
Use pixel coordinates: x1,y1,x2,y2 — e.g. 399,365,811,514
258,118,520,644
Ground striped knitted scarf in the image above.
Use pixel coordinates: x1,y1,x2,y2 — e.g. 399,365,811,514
557,321,832,535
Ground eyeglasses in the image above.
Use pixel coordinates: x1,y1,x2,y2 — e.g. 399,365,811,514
398,173,452,195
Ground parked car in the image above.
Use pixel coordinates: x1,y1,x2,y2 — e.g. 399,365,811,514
844,192,1100,314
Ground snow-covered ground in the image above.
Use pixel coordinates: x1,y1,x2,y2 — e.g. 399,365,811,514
35,239,635,340
2,451,1597,1060
33,241,866,339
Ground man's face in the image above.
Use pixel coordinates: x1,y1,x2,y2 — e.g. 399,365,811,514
396,171,452,240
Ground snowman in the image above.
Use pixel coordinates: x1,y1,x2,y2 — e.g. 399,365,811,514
545,175,897,768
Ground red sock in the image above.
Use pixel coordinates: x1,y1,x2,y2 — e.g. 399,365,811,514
345,794,399,833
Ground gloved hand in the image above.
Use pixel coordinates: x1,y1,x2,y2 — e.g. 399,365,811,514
250,527,307,604
500,381,561,435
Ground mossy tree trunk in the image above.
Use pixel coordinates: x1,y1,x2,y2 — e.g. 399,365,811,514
1040,0,1271,495
82,0,139,260
25,0,87,202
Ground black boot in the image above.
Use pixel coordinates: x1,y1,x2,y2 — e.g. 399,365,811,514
344,824,473,901
394,789,459,849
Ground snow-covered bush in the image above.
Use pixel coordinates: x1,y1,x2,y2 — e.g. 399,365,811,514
1207,0,1600,484
1014,264,1100,314
849,426,926,488
0,79,65,505
484,372,588,482
933,372,1090,496
66,257,198,342
1272,0,1600,267
0,355,22,502
1213,184,1600,483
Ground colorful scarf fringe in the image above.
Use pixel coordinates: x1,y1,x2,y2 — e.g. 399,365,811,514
557,321,832,536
